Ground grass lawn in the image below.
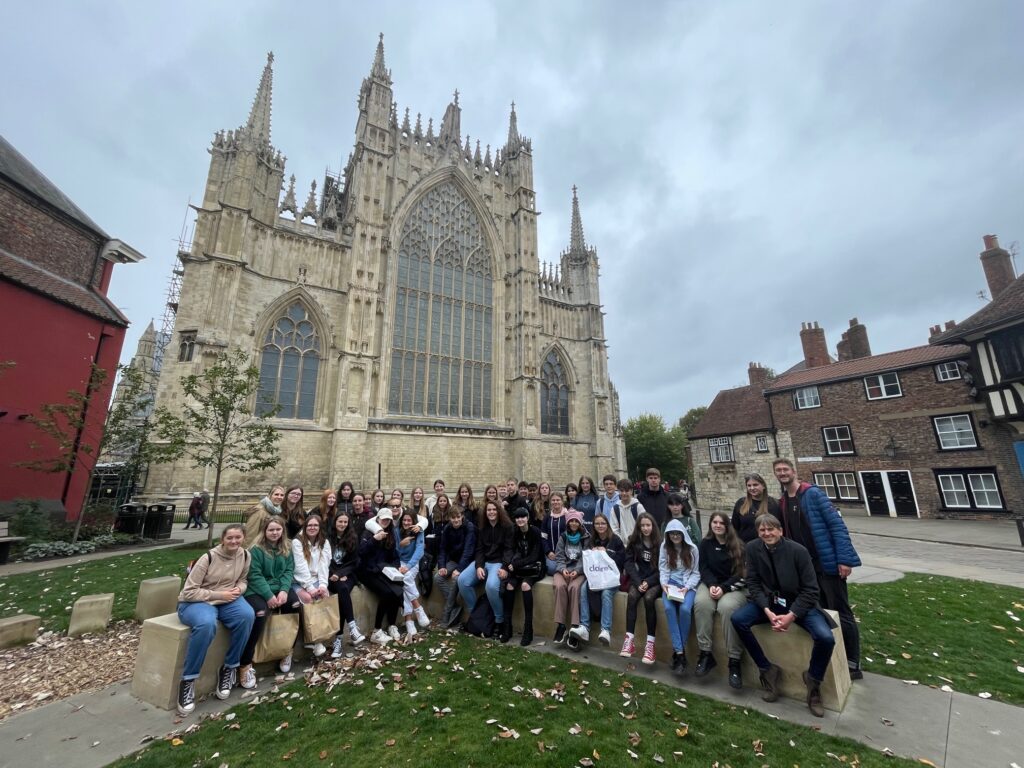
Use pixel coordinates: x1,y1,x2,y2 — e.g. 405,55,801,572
851,573,1024,705
0,545,207,631
110,633,919,768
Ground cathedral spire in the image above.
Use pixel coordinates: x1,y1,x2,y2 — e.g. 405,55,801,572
505,101,520,155
438,90,462,148
569,184,587,253
246,52,274,143
370,32,392,84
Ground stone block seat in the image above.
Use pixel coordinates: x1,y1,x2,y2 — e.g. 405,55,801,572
131,581,849,713
68,593,114,637
134,576,182,622
348,577,850,711
0,614,40,647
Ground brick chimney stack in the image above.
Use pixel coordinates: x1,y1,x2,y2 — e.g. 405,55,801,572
980,234,1015,300
846,317,871,359
748,361,771,387
799,321,830,369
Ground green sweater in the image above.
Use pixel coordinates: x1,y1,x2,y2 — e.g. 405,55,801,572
246,546,295,600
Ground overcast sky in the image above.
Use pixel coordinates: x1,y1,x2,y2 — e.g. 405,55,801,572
3,1,1023,424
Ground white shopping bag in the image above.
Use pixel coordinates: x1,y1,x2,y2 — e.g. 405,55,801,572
582,549,620,591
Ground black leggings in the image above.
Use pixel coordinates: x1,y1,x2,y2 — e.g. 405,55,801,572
240,589,299,666
626,585,662,635
360,572,402,629
328,578,357,623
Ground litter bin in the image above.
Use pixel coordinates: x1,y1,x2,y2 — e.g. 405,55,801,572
115,503,146,536
144,504,175,540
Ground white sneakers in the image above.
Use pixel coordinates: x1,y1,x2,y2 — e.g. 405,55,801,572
387,625,402,642
415,606,430,628
348,620,366,645
239,664,257,689
279,654,293,673
370,628,391,645
331,636,344,659
406,620,418,638
569,625,590,643
598,629,611,646
310,642,327,657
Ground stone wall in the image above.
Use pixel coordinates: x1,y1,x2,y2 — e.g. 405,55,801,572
692,430,794,513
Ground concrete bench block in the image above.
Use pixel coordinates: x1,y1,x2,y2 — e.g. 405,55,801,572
0,614,41,647
135,576,182,622
131,613,229,710
68,593,114,637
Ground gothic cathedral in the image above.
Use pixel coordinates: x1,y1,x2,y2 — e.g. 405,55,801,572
144,38,625,500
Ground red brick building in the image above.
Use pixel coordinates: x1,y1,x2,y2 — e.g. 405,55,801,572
691,314,1024,518
0,135,143,521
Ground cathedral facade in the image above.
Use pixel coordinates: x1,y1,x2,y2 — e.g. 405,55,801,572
144,39,625,499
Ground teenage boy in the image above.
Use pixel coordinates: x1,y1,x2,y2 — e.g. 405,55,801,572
595,474,620,518
637,467,669,529
772,458,862,680
609,479,645,543
504,480,531,517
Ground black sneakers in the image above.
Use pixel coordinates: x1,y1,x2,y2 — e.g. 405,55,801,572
177,678,196,715
552,623,566,644
216,665,235,700
694,650,717,677
671,652,687,675
728,658,743,689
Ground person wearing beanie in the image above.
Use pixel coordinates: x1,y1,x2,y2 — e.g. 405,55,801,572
551,508,591,644
502,505,545,645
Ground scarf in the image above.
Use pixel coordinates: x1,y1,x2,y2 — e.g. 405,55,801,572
565,530,582,545
260,496,282,516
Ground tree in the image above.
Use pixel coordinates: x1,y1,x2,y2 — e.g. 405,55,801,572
676,406,708,488
622,413,686,486
153,349,281,546
15,363,161,542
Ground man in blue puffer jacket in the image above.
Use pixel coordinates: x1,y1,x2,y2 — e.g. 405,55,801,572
773,458,862,680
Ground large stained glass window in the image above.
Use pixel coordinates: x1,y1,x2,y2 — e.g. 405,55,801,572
540,350,570,435
257,301,320,419
389,182,493,419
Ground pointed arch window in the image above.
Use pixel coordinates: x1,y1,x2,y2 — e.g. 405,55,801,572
540,350,570,435
256,301,320,419
388,182,494,419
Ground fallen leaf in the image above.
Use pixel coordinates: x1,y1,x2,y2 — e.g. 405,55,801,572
881,717,894,726
626,749,638,759
901,652,912,659
537,741,545,755
171,738,184,747
579,759,594,767
653,755,665,764
569,723,583,735
385,738,396,747
675,725,689,738
628,732,641,746
530,728,543,735
978,692,992,699
918,760,938,767
318,750,328,759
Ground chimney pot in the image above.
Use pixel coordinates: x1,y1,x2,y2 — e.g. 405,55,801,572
980,234,1015,300
799,321,830,369
849,317,858,327
983,234,1000,251
945,320,956,331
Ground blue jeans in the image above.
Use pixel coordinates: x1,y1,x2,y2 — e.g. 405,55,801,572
457,562,505,621
580,586,616,631
545,556,558,576
177,598,255,680
731,602,836,682
662,589,695,653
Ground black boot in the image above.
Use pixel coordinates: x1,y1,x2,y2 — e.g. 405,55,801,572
519,590,534,646
728,658,743,690
553,623,566,644
499,591,515,643
695,650,717,677
671,651,687,675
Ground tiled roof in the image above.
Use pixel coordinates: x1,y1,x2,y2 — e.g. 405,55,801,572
763,343,968,393
932,275,1024,343
0,247,128,326
689,384,772,439
0,134,108,237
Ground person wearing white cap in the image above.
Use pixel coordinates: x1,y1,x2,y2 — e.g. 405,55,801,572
356,506,404,644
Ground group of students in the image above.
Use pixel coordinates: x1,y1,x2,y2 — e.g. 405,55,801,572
173,460,861,719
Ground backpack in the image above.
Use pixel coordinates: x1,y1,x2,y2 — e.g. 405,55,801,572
186,552,212,575
463,598,496,637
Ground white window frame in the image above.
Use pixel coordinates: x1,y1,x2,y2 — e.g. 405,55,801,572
708,436,734,463
813,473,837,499
968,473,1002,508
793,386,821,410
933,414,977,450
935,362,961,382
755,434,769,453
937,471,1003,510
864,371,902,400
822,425,855,455
835,472,858,500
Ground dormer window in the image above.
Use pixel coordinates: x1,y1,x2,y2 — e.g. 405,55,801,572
864,372,901,400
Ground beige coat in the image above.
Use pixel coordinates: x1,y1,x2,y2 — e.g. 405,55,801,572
179,545,250,605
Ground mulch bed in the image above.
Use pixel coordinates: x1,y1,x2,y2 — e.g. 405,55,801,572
0,621,140,720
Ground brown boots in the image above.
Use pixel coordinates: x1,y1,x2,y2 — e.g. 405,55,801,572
803,671,825,717
758,664,782,702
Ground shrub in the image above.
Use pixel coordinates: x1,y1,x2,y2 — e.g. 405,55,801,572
21,540,98,560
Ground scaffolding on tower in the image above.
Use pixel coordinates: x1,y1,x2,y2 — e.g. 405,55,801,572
153,209,193,377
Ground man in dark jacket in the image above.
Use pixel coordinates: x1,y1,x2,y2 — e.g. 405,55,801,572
773,458,862,679
731,513,835,717
434,508,476,627
637,467,669,528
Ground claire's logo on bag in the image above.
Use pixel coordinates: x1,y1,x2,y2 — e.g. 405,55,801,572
586,561,616,575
